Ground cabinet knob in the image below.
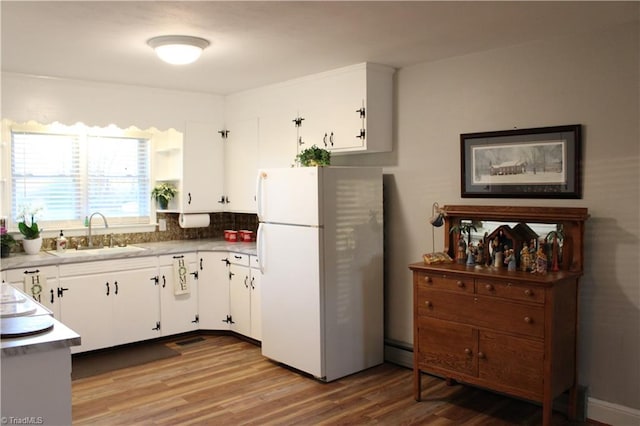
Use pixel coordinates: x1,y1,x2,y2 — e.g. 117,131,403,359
524,316,533,324
524,289,533,297
477,352,485,359
424,276,432,284
485,284,494,291
424,300,432,308
464,348,472,356
457,281,465,288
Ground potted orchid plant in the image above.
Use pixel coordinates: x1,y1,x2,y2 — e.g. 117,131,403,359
17,205,43,254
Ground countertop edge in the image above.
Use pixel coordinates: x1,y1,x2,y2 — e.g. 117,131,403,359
1,239,257,270
1,316,82,356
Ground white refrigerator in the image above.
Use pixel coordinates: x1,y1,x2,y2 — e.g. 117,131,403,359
256,166,384,382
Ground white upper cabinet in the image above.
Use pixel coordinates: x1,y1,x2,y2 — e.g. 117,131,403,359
283,62,395,154
222,117,259,213
153,121,224,213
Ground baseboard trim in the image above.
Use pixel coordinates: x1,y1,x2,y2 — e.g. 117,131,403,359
586,397,640,425
383,342,639,425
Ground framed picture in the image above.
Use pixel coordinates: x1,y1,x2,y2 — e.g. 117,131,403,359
460,124,582,198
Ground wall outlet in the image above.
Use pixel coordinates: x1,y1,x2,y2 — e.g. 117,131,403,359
158,219,167,232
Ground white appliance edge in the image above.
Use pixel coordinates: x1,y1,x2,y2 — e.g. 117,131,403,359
257,166,384,382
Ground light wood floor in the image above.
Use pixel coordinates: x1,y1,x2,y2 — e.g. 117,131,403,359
72,334,585,425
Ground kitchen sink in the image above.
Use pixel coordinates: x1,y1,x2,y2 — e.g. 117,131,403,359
47,245,147,257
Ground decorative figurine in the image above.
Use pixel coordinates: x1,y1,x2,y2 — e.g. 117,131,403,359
535,245,547,274
504,248,516,271
475,239,485,265
466,243,476,266
520,241,532,272
457,237,467,264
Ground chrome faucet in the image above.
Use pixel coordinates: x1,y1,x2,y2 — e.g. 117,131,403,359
87,212,109,248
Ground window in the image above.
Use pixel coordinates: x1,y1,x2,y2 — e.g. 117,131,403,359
9,123,151,231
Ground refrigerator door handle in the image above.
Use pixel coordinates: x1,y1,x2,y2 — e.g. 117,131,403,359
257,223,265,274
256,171,265,220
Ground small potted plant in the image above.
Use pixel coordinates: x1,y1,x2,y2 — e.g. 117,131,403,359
1,231,16,258
17,207,43,254
296,145,331,167
151,183,178,210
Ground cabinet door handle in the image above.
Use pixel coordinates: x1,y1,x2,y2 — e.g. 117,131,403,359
323,133,328,147
50,289,55,304
457,281,465,288
485,284,494,291
524,289,533,297
424,300,432,308
524,316,532,324
329,132,334,146
188,193,192,205
423,276,432,284
244,276,249,288
250,276,255,290
464,348,472,356
106,282,110,296
477,352,486,359
114,281,119,295
200,258,203,270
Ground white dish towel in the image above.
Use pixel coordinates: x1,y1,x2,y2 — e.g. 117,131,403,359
23,270,46,303
172,256,190,296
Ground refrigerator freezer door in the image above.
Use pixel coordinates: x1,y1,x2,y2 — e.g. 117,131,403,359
257,167,321,226
259,222,324,379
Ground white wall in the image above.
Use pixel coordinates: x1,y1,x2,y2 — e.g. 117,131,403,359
335,21,640,422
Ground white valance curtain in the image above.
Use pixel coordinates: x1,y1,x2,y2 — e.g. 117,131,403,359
1,73,223,132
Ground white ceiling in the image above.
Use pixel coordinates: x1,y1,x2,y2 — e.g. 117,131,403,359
2,1,637,95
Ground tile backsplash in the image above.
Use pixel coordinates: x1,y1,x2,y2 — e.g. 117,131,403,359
32,212,258,253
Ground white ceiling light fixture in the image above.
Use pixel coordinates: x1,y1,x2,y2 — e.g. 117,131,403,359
147,35,210,65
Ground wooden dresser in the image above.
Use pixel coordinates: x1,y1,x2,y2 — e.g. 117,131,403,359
410,205,588,426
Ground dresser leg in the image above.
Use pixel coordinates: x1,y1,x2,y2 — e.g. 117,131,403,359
567,385,578,420
542,398,552,426
414,369,421,401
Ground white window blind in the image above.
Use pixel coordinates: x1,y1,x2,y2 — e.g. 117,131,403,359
11,130,150,230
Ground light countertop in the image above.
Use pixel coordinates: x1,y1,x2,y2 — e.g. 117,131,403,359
1,238,257,271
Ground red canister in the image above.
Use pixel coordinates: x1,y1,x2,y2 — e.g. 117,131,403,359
239,230,254,242
224,230,238,242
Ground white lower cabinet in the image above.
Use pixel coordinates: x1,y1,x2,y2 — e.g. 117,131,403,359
1,248,262,352
228,253,261,341
3,265,61,319
249,257,262,341
197,251,231,329
58,258,160,353
158,253,199,336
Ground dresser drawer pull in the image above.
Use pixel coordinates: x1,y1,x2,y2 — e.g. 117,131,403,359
524,316,533,324
485,284,494,291
424,301,432,307
424,276,432,284
464,348,472,356
477,352,485,359
524,289,533,296
457,281,465,288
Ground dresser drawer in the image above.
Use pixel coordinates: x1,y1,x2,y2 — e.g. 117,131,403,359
476,279,544,304
415,271,472,293
418,288,544,338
